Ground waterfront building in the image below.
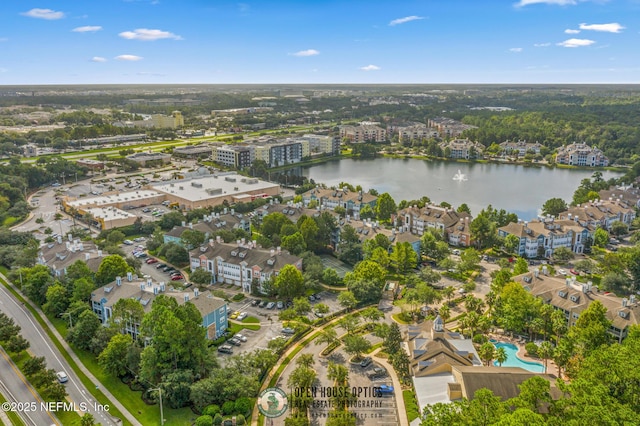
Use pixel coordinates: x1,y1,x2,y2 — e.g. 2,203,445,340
498,218,592,258
427,117,477,138
499,140,543,156
338,124,387,143
557,199,636,231
396,205,473,247
555,143,609,167
440,139,484,159
300,187,378,216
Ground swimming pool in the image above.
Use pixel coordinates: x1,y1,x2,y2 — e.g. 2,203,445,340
492,342,545,373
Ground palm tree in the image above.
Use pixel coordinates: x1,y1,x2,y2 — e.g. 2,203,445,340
538,341,553,373
327,361,348,386
479,342,497,366
439,304,451,324
495,347,508,366
443,286,455,305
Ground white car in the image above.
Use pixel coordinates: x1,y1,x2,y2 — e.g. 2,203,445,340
235,333,248,342
123,240,134,245
237,312,248,321
56,371,68,383
558,269,567,276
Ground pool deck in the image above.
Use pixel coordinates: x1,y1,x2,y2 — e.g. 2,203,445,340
489,333,560,378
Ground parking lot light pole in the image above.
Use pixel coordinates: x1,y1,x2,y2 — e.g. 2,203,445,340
149,387,164,426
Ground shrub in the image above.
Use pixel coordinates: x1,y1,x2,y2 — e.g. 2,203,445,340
221,400,235,415
213,413,223,426
234,397,252,417
195,415,214,426
525,342,538,357
232,293,245,302
203,404,221,417
236,414,246,425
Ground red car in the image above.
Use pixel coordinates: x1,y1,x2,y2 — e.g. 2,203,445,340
570,269,579,275
146,258,158,264
171,275,183,281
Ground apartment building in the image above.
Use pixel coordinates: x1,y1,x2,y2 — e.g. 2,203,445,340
558,199,636,231
396,205,473,247
339,124,387,143
389,122,439,142
91,275,228,339
555,143,609,167
441,139,484,159
214,145,254,169
599,185,640,209
498,218,592,258
499,140,543,156
190,239,303,293
427,117,477,138
300,188,378,216
163,212,251,246
37,238,102,278
268,141,303,167
514,271,639,342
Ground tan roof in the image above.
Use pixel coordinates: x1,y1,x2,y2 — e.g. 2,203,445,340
452,366,561,401
191,241,302,274
514,272,640,332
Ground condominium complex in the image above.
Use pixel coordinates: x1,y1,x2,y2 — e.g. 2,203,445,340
427,117,477,138
555,143,609,167
498,218,592,258
395,205,473,247
338,124,387,143
440,139,484,159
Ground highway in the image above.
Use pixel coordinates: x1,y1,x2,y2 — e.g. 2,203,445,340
0,282,119,426
0,346,58,425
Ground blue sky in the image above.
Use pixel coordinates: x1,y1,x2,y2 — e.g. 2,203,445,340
1,0,639,84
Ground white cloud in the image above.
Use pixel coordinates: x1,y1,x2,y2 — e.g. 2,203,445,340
389,16,424,26
115,54,143,61
564,29,580,34
291,49,320,57
21,8,65,20
516,0,576,6
137,71,165,76
360,64,381,71
534,42,551,47
73,26,102,33
557,38,596,47
91,56,107,62
509,47,523,52
119,28,182,41
579,22,625,33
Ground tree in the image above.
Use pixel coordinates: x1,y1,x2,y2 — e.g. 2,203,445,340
196,415,213,426
542,198,568,217
158,210,186,231
273,264,305,300
470,215,496,249
390,242,417,274
65,260,93,283
293,297,312,316
571,300,611,355
43,283,69,316
72,277,94,302
95,255,132,285
457,203,471,214
479,342,496,366
298,216,320,252
337,225,361,265
495,346,508,366
107,230,126,245
315,328,339,347
342,335,371,361
610,221,628,237
359,204,375,220
80,413,96,426
261,212,293,240
574,259,595,274
421,231,449,261
503,234,521,255
513,257,529,275
338,315,361,334
344,260,386,303
551,246,574,264
375,193,397,221
369,247,391,269
537,341,553,373
593,228,609,248
322,268,342,286
383,322,403,355
164,243,189,266
190,268,213,285
281,232,307,255
98,333,133,377
459,248,481,272
601,272,632,295
337,291,357,311
181,229,205,249
67,311,101,351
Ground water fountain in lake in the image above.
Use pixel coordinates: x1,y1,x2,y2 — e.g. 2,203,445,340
452,169,467,181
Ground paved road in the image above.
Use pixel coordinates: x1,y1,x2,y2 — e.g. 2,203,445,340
0,347,58,426
0,283,119,426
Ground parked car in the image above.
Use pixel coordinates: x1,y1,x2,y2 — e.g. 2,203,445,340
314,310,325,318
228,337,241,346
558,269,567,276
313,293,322,300
142,208,151,213
123,240,134,245
281,327,295,335
237,312,248,321
266,302,276,309
146,258,158,264
377,385,394,395
259,301,268,308
229,311,240,319
251,299,260,307
286,300,293,308
217,345,233,354
360,357,373,368
235,333,248,342
156,263,166,269
570,269,579,275
276,301,284,309
56,371,68,383
308,295,316,302
171,275,183,281
452,249,461,255
368,367,387,379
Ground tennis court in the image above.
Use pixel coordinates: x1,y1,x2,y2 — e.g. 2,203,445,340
319,255,353,278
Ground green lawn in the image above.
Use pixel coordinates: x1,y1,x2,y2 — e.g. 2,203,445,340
403,389,420,422
229,321,261,332
242,316,260,324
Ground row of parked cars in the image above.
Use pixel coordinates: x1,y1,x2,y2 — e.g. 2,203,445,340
151,260,184,280
248,294,323,310
217,332,248,354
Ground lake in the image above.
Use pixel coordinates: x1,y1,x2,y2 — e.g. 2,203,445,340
297,158,624,220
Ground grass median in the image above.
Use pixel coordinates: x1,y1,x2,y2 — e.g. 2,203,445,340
0,391,26,426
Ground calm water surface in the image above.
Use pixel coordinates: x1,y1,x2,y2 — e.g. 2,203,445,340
300,158,624,220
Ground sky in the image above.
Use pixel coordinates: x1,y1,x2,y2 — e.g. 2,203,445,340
1,0,639,85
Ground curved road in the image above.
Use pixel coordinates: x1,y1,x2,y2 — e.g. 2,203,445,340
0,282,119,426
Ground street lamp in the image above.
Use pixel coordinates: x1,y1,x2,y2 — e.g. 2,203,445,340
149,387,164,426
61,312,73,328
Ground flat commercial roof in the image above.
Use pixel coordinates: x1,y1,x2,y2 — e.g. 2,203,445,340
86,207,137,221
151,173,279,202
66,190,162,208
